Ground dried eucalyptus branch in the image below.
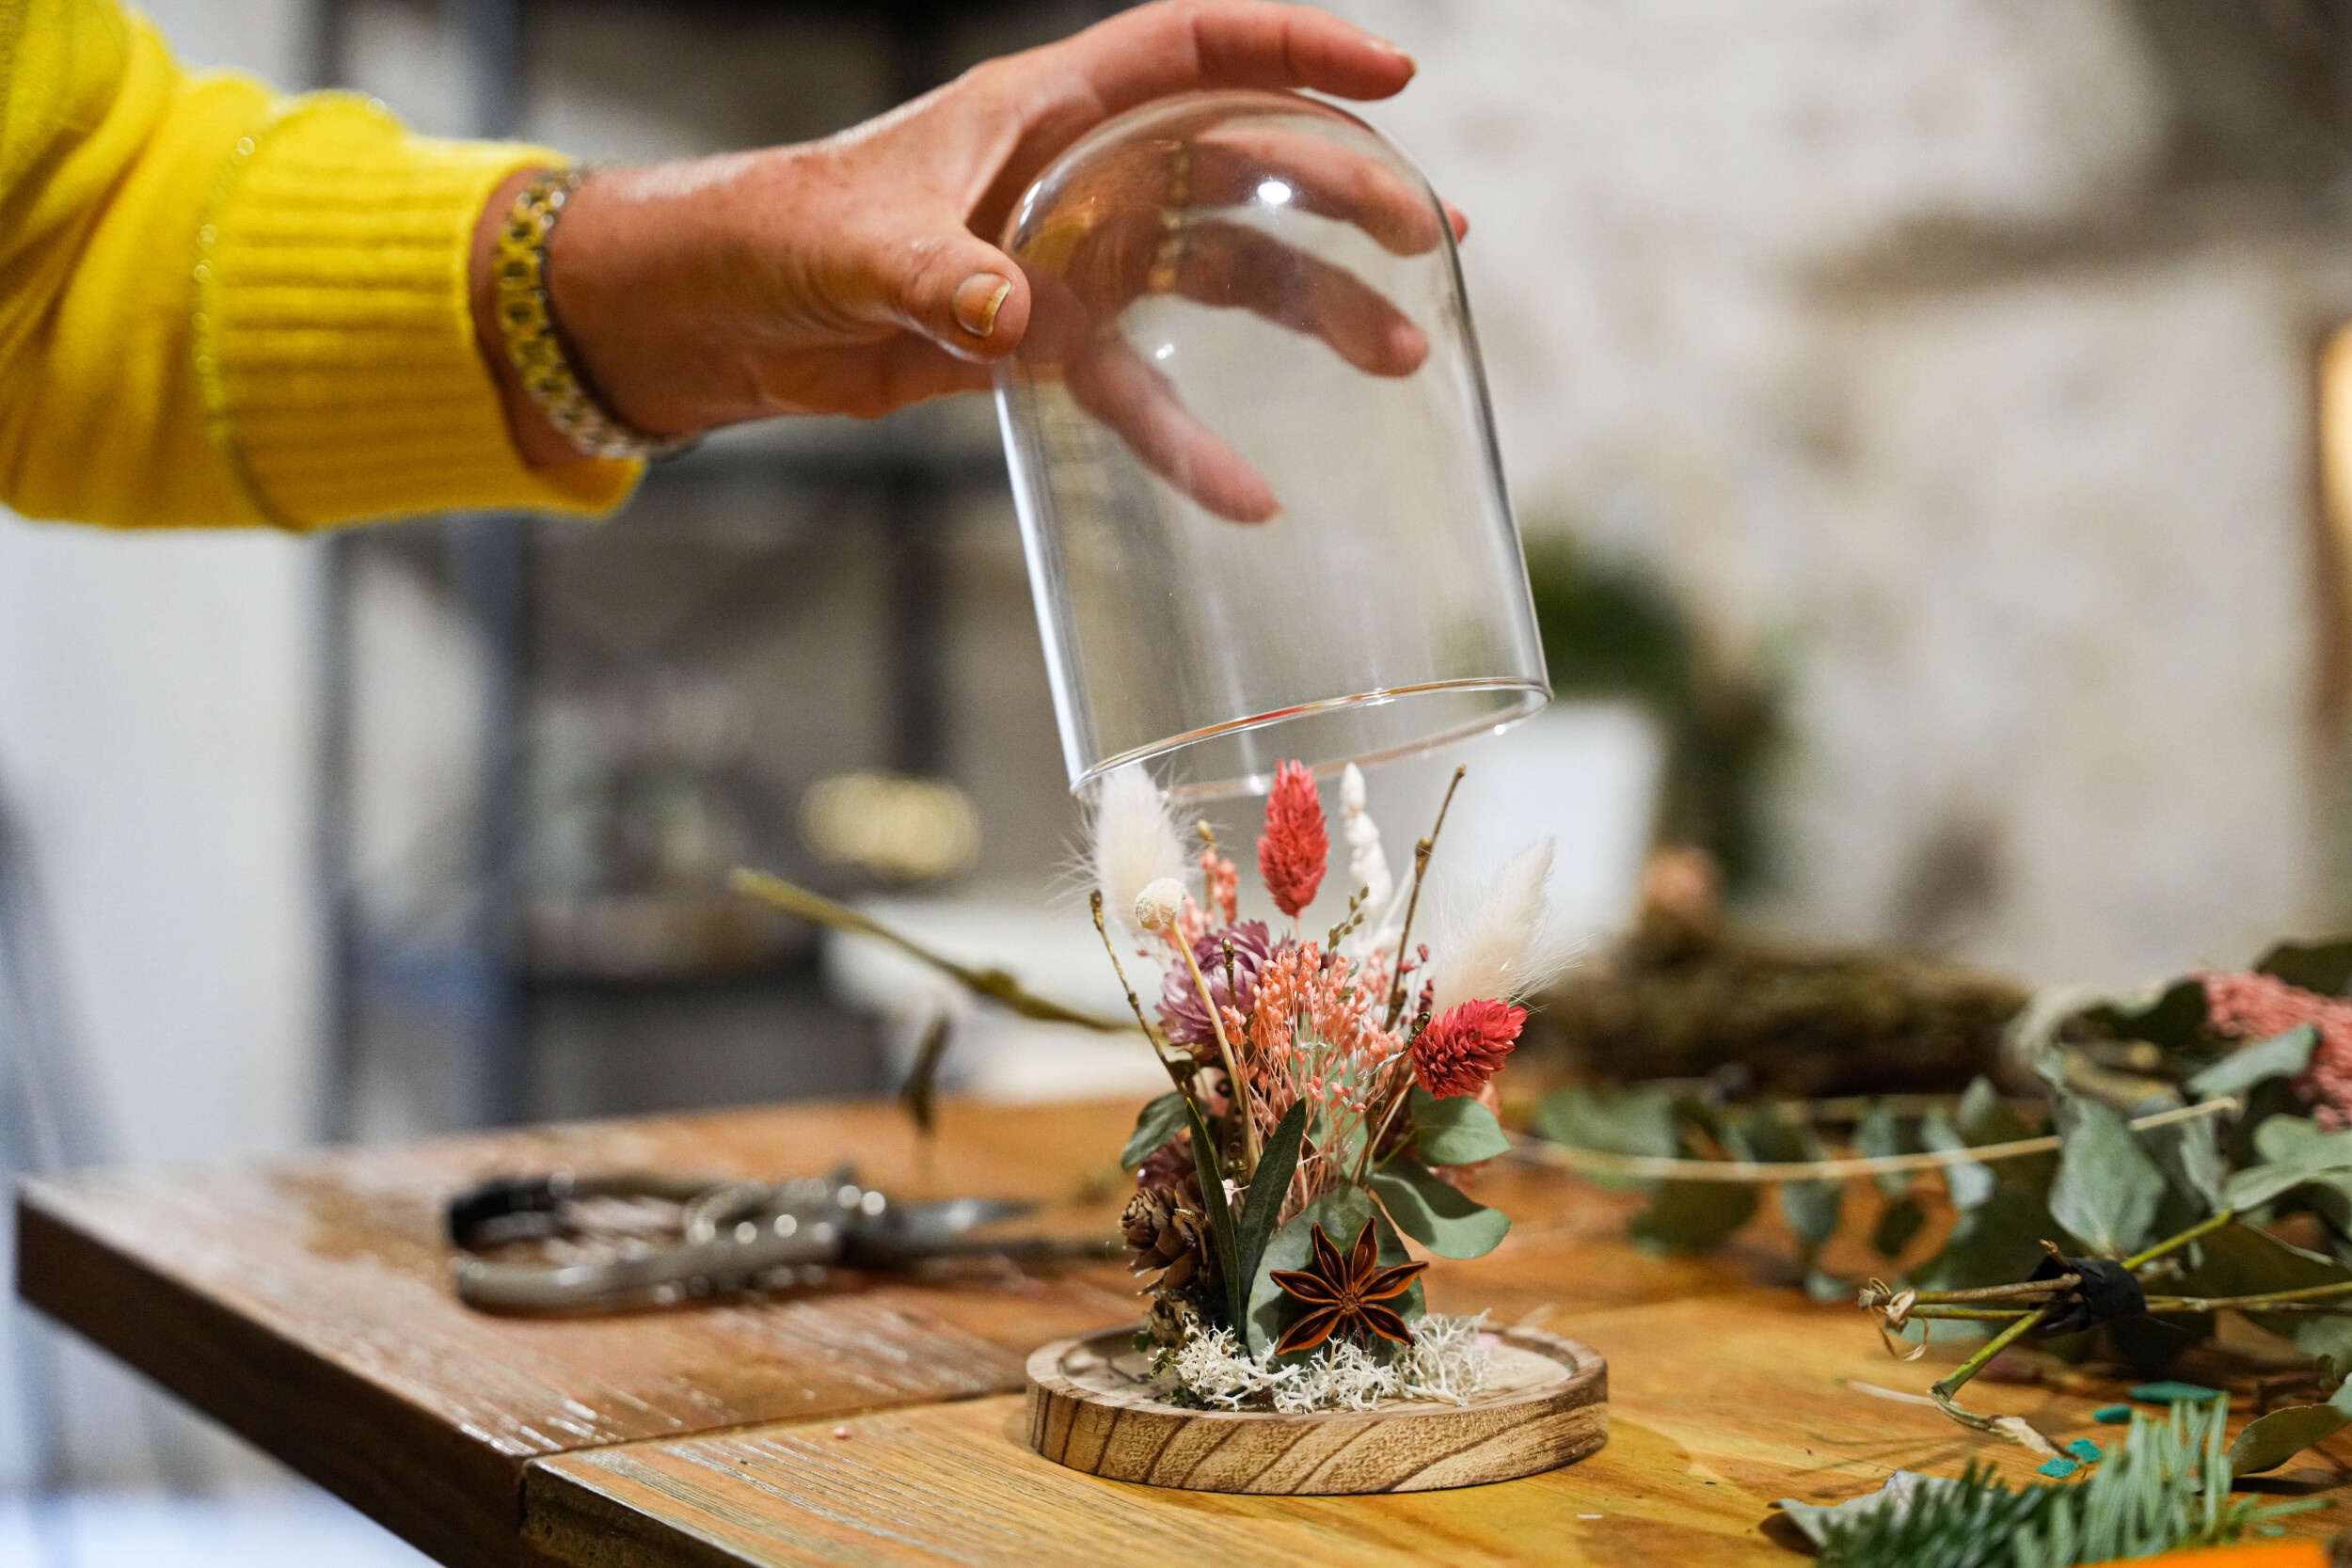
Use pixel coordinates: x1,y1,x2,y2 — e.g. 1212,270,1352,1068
1526,1094,2240,1183
730,868,1129,1032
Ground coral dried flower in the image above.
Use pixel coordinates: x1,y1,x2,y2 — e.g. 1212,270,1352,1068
1258,760,1328,919
1411,998,1527,1101
1268,1218,1426,1354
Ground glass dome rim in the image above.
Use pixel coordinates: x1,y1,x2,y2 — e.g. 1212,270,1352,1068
1073,678,1553,803
1000,86,1412,251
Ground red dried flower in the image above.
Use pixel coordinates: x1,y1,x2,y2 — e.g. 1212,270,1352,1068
1257,761,1328,919
1411,998,1527,1101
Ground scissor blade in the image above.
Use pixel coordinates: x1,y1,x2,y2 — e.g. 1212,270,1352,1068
896,1196,1037,1238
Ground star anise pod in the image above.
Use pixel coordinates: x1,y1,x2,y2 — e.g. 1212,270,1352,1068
1267,1218,1427,1354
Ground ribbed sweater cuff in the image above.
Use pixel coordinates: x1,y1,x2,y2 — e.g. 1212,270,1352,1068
196,95,640,530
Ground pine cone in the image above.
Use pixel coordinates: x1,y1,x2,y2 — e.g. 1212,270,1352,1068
1121,1185,1212,1292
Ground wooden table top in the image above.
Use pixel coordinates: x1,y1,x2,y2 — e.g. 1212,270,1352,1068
18,1096,2350,1567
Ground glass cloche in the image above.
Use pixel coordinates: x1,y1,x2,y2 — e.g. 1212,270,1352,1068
993,88,1549,800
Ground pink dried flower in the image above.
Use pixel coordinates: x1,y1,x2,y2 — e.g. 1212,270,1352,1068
1155,921,1279,1058
1136,1132,1194,1194
1411,998,1526,1101
1201,845,1239,927
1257,761,1328,920
2202,970,2352,1127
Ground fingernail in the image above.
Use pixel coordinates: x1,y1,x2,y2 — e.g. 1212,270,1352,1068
953,274,1013,340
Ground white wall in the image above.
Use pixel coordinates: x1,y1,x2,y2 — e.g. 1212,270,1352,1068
1331,0,2345,984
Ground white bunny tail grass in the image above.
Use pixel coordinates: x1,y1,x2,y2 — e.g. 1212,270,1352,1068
1340,763,1394,930
1088,764,1189,939
1428,837,1574,1015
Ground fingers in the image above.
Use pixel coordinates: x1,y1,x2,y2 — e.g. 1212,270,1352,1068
885,226,1034,361
1064,337,1280,523
1176,220,1429,376
1041,211,1430,379
1187,125,1445,255
1069,1,1418,115
971,2,1418,228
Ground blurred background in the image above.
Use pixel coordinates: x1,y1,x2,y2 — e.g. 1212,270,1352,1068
8,0,2352,1559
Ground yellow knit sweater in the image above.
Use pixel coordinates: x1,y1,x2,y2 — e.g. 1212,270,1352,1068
0,0,639,530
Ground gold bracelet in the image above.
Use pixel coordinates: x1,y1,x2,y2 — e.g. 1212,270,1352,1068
494,167,696,462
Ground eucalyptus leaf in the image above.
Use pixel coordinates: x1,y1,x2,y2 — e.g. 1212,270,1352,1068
1920,1110,1995,1212
1408,1088,1511,1166
2188,1025,2319,1101
2081,977,2209,1052
2225,1115,2352,1212
2139,1099,2227,1215
1246,1186,1422,1359
1233,1101,1309,1310
1532,1083,1678,1192
1872,1195,1927,1259
1631,1179,1757,1253
2257,937,2352,998
2225,1077,2309,1172
2293,1170,2352,1238
1956,1074,2058,1200
1120,1091,1190,1172
2177,1220,2352,1365
1854,1100,1915,1198
2108,1311,2209,1377
1731,1105,1841,1261
2046,1096,2166,1259
1370,1155,1511,1259
1910,1189,2072,1293
2226,1402,2350,1475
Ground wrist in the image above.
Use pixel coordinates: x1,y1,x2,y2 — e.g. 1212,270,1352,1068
471,166,584,469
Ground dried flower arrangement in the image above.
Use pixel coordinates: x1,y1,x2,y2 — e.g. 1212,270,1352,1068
1086,759,1563,1411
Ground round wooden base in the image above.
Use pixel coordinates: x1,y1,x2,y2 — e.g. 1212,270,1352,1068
1023,1324,1606,1494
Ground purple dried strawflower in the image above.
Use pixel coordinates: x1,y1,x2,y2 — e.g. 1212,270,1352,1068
1157,921,1280,1056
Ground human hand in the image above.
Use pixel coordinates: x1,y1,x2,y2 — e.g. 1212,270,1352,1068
474,0,1465,515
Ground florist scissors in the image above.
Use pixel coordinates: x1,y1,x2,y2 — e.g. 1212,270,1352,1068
446,1166,1111,1314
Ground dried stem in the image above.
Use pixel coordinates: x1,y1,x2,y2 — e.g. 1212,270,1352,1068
1089,892,1192,1099
1383,766,1465,1030
1931,1301,2055,1404
2124,1208,2235,1271
1179,936,1260,1175
1862,1276,2080,1307
732,869,1127,1032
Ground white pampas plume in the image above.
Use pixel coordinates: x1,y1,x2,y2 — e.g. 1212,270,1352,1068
1340,764,1393,928
1089,764,1188,938
1428,838,1567,1014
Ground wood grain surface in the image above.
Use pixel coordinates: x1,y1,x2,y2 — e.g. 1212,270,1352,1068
1024,1325,1606,1493
16,1096,1767,1568
522,1287,2352,1568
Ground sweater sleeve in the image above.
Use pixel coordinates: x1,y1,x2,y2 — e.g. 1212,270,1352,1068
0,0,640,531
